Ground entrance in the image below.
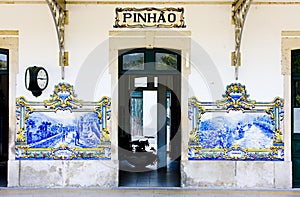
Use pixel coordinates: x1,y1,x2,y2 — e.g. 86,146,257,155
118,48,181,187
292,49,300,187
0,48,8,187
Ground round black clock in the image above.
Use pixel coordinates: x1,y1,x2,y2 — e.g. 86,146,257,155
25,66,49,97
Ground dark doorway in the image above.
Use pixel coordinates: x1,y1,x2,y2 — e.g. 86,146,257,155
0,48,9,187
118,48,181,187
292,49,300,187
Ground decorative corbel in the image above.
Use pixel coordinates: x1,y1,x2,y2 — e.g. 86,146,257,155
46,0,68,80
231,0,252,80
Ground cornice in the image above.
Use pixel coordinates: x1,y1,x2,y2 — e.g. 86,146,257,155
0,0,300,5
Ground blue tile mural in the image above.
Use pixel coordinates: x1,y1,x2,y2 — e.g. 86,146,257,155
26,112,103,148
188,83,284,161
16,82,111,160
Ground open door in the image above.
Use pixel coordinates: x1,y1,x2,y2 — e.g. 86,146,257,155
118,48,181,187
292,49,300,187
0,48,8,187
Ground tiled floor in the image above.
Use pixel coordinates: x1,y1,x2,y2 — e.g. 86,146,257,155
0,161,7,187
119,161,180,187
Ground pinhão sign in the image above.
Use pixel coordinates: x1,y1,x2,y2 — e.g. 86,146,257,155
114,7,186,28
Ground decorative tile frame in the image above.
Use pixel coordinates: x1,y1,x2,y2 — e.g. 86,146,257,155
113,7,186,28
188,83,284,161
15,82,111,160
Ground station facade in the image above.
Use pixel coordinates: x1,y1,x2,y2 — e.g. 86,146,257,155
0,0,299,189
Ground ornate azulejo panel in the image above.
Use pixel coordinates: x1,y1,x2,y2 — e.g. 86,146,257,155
188,83,284,161
15,82,111,160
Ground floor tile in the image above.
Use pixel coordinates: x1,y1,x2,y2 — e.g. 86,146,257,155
119,161,180,187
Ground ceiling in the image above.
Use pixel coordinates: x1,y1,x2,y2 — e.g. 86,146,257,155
0,0,300,5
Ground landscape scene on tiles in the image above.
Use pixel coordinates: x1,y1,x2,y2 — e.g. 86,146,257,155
198,112,274,149
26,111,102,148
0,53,7,70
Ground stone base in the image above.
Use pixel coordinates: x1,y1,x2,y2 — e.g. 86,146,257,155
8,160,118,188
8,160,292,188
181,160,292,188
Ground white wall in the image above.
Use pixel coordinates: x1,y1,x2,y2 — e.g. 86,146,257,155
66,5,116,100
185,4,300,101
240,5,300,100
67,3,295,102
0,4,58,100
0,4,299,101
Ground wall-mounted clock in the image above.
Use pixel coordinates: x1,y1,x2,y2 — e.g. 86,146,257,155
25,66,49,97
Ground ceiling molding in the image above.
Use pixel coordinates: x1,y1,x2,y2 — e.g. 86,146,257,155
0,0,300,5
66,1,300,5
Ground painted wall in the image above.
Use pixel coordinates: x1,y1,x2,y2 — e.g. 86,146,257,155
187,4,300,101
0,4,298,100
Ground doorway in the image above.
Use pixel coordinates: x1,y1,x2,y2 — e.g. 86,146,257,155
292,49,300,187
118,48,181,187
0,48,8,187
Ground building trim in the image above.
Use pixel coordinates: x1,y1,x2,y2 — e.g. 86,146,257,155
282,31,300,38
0,1,45,4
0,0,300,5
0,30,19,186
109,29,191,164
0,30,18,36
280,30,297,188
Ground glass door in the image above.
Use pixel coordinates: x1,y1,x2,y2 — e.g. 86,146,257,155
118,48,181,187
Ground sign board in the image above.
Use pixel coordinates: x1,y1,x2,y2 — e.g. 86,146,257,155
114,7,186,28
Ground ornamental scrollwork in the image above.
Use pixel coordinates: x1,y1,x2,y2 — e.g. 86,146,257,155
231,0,252,80
94,96,112,142
44,83,82,111
216,83,256,112
188,97,206,144
16,96,33,143
45,0,67,79
266,97,284,144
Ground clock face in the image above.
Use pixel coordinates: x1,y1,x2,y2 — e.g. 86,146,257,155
37,68,48,90
25,66,49,97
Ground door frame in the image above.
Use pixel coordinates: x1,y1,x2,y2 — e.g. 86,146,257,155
281,31,300,188
109,30,191,186
117,48,182,169
291,49,300,187
0,48,9,162
0,30,19,187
